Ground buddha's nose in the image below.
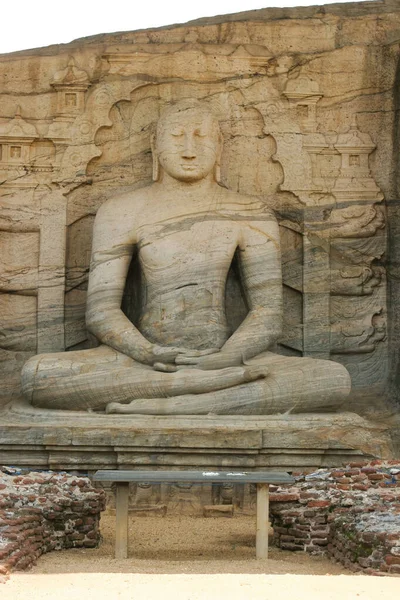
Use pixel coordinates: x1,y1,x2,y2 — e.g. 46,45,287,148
182,134,196,158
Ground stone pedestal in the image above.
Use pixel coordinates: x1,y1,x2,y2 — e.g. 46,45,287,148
0,403,393,473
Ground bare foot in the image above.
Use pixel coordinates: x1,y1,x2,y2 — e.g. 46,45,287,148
242,365,269,382
105,402,123,414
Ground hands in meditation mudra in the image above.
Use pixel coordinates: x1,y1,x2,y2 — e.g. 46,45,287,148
22,100,351,414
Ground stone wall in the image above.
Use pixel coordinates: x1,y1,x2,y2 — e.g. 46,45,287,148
270,460,400,575
329,512,400,575
0,467,106,582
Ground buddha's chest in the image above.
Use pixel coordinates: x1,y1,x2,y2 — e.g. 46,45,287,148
137,218,240,275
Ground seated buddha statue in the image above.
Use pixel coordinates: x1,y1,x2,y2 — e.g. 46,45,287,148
21,99,351,414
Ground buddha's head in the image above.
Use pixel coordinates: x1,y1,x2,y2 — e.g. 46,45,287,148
152,99,222,183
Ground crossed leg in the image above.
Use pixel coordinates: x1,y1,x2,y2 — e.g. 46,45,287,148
21,345,268,411
106,352,351,415
22,346,350,414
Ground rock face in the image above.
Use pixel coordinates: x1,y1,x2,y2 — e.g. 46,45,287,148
0,1,400,460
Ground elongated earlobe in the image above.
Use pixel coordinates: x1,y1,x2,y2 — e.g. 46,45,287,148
214,133,223,183
151,134,159,182
214,163,221,183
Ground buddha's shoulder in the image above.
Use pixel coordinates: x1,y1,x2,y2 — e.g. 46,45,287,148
96,185,153,219
218,187,276,220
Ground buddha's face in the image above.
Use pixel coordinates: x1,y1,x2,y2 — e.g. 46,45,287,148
155,108,220,183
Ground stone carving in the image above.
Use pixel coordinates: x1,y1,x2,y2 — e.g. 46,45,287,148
51,57,91,119
167,483,202,516
0,107,38,173
130,482,167,516
21,100,350,414
211,482,244,510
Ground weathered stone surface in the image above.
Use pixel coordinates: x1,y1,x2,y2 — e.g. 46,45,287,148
0,408,394,470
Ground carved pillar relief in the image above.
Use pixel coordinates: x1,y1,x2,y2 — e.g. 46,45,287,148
257,74,386,387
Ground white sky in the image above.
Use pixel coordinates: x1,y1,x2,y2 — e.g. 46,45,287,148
2,0,373,54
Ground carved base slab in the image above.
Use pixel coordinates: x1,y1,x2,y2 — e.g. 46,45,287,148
0,403,394,472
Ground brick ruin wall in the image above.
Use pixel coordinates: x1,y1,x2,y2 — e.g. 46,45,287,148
0,467,106,582
270,460,400,576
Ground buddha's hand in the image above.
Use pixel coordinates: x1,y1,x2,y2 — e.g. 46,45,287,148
175,349,241,370
148,344,214,366
151,347,220,372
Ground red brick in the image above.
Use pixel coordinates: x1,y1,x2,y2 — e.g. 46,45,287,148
385,555,400,566
270,493,299,502
280,535,294,542
389,565,400,574
353,484,369,491
307,500,331,508
352,475,369,482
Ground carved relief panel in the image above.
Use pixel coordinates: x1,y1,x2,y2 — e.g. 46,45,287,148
0,29,390,410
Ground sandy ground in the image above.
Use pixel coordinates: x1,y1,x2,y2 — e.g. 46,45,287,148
2,514,399,599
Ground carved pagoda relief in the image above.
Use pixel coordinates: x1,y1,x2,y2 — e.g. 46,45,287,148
0,107,39,174
51,58,91,119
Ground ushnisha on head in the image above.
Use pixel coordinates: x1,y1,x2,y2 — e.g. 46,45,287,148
152,99,223,183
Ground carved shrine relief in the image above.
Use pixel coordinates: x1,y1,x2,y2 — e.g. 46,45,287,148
0,107,38,173
283,75,323,134
51,57,91,119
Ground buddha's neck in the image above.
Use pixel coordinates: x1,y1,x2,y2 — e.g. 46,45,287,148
156,173,218,198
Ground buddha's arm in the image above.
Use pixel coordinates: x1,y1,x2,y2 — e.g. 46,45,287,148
86,199,187,366
220,212,283,362
85,199,156,364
